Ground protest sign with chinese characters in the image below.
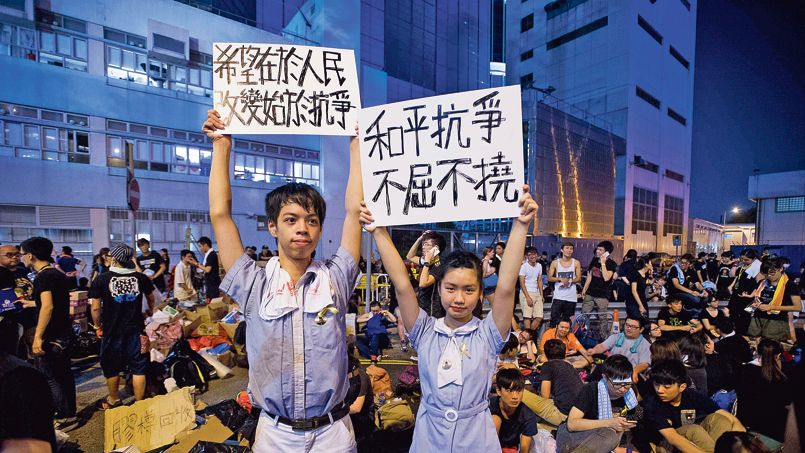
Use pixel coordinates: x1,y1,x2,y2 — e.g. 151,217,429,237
212,43,360,135
359,86,524,226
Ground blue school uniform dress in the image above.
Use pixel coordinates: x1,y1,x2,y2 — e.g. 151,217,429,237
407,309,507,452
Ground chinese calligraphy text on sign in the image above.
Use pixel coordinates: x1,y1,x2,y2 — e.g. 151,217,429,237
359,85,524,226
212,43,361,136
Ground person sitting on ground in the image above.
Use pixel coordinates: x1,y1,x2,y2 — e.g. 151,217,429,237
257,246,273,261
538,317,593,369
747,257,802,342
587,316,651,382
677,334,709,396
667,254,709,312
356,301,396,359
345,351,375,445
89,244,155,409
735,339,792,443
556,354,639,453
496,333,521,373
490,368,539,453
714,431,771,453
640,359,745,453
657,296,702,341
715,253,735,302
647,275,668,303
513,327,538,363
173,249,198,304
540,339,584,416
700,296,730,340
713,321,753,367
645,321,663,344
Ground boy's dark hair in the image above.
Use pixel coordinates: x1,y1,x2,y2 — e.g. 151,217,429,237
496,241,506,250
369,301,381,309
720,251,731,258
496,368,525,392
525,246,538,255
501,334,520,355
160,248,169,254
265,183,326,225
422,231,446,251
434,250,483,288
180,249,193,258
20,237,53,261
760,257,783,275
557,316,572,326
600,354,633,381
198,236,212,247
681,253,695,262
596,241,614,254
666,295,683,305
543,339,566,360
650,359,688,386
561,241,575,249
62,246,73,255
698,252,707,259
625,249,638,260
634,258,647,271
137,238,150,247
625,316,645,327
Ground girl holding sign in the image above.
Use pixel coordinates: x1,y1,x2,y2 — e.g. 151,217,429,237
359,185,537,452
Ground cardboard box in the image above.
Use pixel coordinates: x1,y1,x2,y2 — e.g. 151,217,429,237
104,388,196,452
207,298,229,321
213,350,234,368
69,302,86,316
195,322,220,337
70,290,88,301
187,306,212,324
218,321,240,343
179,312,204,338
164,415,233,453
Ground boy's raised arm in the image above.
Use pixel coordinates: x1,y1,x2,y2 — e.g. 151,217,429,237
340,132,363,264
204,110,244,272
359,204,419,332
492,184,538,338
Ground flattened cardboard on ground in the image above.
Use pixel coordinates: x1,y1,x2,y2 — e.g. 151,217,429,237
104,387,196,452
218,321,239,342
165,415,233,452
207,298,229,321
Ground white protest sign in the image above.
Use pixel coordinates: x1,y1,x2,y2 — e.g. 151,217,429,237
212,43,360,135
359,85,524,226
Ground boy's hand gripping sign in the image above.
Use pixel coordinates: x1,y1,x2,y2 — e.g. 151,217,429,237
213,43,360,135
359,85,524,226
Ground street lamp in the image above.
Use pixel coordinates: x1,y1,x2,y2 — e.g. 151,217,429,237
723,206,740,225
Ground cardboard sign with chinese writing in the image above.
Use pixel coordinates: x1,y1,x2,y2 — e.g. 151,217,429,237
104,387,196,452
359,86,524,226
213,43,360,135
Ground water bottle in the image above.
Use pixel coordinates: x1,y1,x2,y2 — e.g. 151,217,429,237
378,392,386,406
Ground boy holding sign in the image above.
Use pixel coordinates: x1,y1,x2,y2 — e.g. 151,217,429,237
359,185,538,452
203,110,363,452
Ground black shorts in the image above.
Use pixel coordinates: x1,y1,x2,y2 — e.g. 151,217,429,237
100,332,148,378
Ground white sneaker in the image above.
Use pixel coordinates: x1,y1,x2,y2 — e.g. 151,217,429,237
410,355,418,362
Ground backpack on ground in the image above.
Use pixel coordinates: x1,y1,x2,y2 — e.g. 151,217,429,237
395,364,420,396
366,363,393,401
374,398,414,431
164,339,214,392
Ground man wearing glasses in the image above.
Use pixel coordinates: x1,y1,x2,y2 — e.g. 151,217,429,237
556,355,639,452
587,317,651,381
0,245,36,356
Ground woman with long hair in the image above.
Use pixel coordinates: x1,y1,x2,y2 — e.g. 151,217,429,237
677,335,708,395
736,339,791,442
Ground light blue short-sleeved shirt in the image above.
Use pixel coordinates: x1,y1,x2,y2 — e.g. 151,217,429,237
219,248,357,419
602,333,651,367
407,309,508,452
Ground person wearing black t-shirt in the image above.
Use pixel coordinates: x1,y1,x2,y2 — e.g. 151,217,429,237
625,258,650,321
189,236,222,302
714,253,734,301
135,238,166,293
539,339,584,415
581,241,618,335
90,244,155,408
344,353,374,444
747,258,802,341
639,360,744,453
20,236,77,430
0,244,36,357
556,355,638,453
657,297,702,341
727,249,762,336
698,297,729,339
666,254,708,312
491,368,539,452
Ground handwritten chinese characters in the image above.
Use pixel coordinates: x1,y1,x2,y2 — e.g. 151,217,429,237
213,43,360,136
359,85,524,226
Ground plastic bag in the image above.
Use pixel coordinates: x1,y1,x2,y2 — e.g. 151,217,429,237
202,400,249,433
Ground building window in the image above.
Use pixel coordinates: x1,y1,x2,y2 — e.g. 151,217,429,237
546,16,608,50
637,15,663,44
776,196,805,213
665,169,685,182
670,46,690,69
106,44,149,85
105,44,213,97
38,29,88,71
520,73,533,88
664,195,684,235
520,49,534,61
632,187,658,234
1,120,89,163
667,108,687,126
545,0,593,20
521,14,534,32
635,86,661,109
233,152,320,187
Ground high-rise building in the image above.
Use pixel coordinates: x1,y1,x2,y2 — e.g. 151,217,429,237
0,0,501,265
506,0,697,254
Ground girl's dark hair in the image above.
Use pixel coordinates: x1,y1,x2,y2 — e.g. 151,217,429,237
634,258,647,271
714,432,771,453
501,334,519,355
434,250,484,289
650,338,682,364
677,335,706,368
757,339,786,383
760,257,783,275
740,248,757,260
625,249,638,260
496,241,506,250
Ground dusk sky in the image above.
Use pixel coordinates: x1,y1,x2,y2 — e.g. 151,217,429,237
690,0,805,223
